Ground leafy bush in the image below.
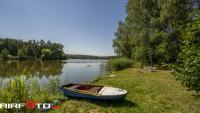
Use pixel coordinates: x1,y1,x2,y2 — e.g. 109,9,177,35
1,48,9,59
106,58,133,71
41,48,53,60
174,18,200,94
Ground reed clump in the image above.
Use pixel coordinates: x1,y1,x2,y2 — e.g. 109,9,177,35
0,76,67,113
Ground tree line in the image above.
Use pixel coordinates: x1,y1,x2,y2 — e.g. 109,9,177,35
113,0,200,93
66,54,115,59
0,38,67,60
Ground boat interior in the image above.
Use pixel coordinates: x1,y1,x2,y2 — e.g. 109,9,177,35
64,84,103,93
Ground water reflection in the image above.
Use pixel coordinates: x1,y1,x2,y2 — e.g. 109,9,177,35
0,60,63,78
0,59,107,86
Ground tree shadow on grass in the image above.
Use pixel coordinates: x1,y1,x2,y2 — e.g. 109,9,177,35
192,94,200,99
136,71,144,73
89,99,137,108
68,97,137,108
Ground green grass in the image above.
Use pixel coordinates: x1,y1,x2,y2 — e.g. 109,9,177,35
50,68,200,113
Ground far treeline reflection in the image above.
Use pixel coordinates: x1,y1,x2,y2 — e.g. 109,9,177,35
0,60,63,78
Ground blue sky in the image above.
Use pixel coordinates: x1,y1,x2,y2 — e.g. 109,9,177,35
0,0,127,56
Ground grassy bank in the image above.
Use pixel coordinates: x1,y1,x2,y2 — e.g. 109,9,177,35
0,77,66,113
51,68,200,113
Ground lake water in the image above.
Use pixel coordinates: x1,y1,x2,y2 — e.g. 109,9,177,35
0,59,107,86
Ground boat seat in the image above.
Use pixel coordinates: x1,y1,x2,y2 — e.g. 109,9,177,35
89,87,101,93
68,85,80,90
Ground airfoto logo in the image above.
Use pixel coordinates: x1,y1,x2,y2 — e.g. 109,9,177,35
0,101,61,109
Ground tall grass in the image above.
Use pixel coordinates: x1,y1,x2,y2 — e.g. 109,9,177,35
106,58,133,71
0,76,66,113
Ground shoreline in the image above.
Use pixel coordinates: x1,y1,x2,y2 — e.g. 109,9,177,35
51,68,200,113
0,68,199,113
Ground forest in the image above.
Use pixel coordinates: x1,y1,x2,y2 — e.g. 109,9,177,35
0,38,67,60
113,0,200,93
66,54,115,59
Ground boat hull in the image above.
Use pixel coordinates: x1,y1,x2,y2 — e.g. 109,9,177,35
60,85,127,100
